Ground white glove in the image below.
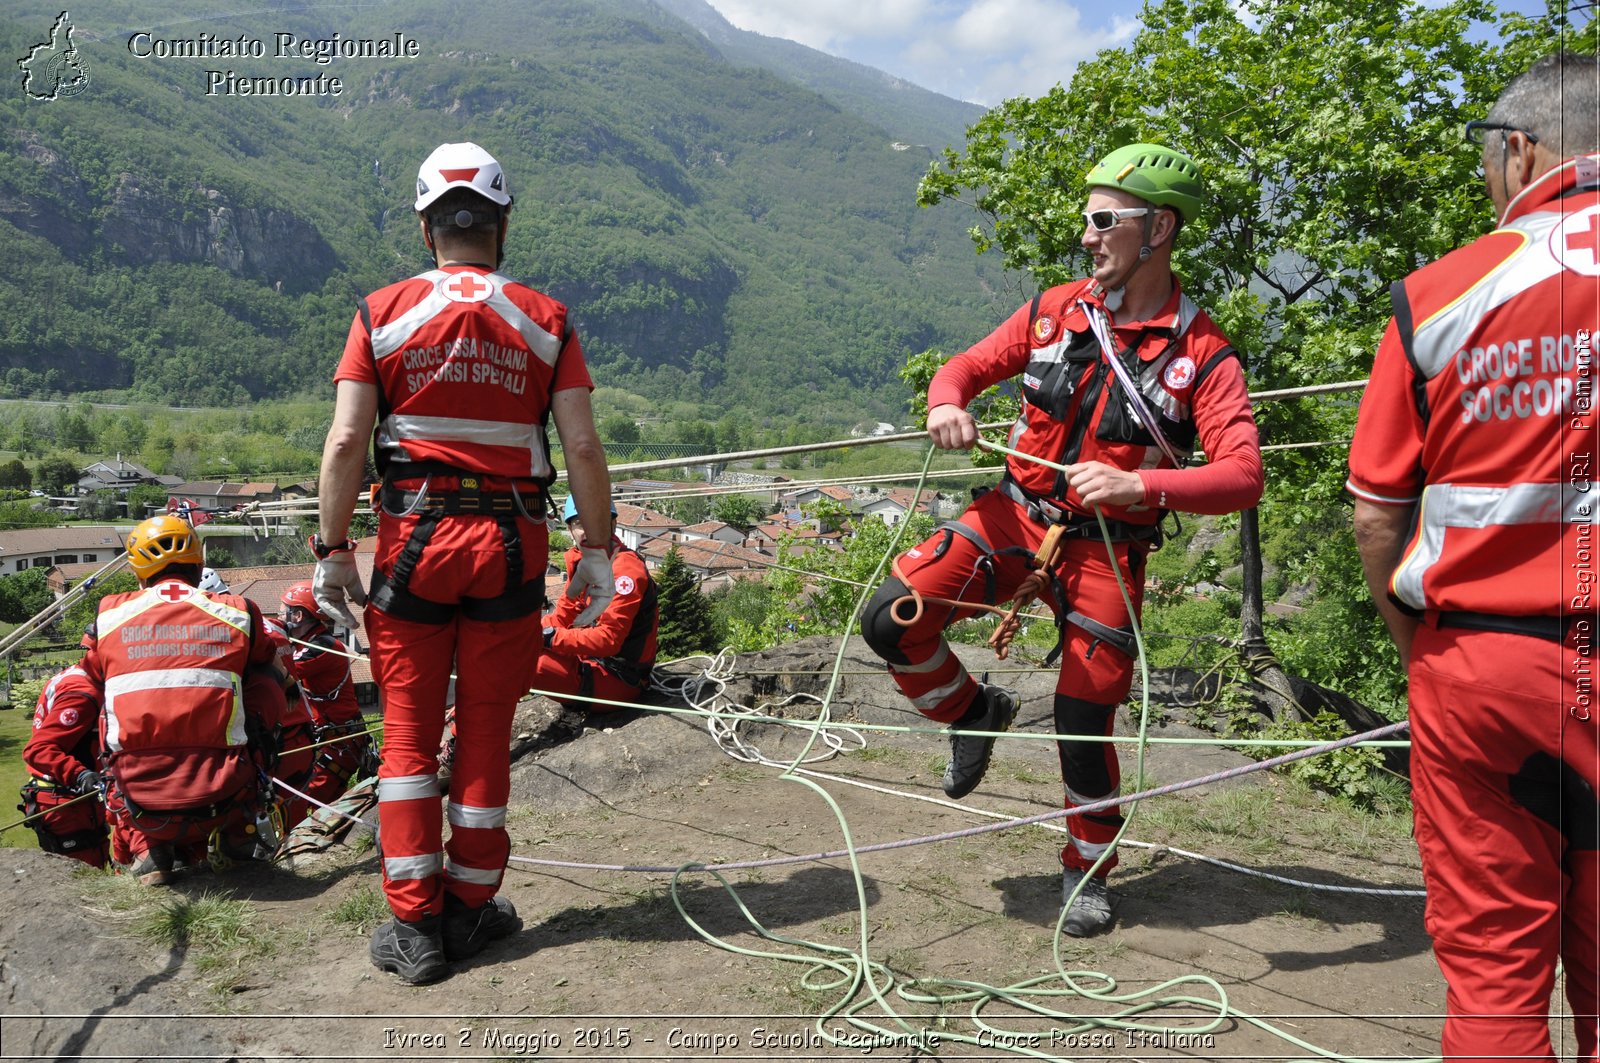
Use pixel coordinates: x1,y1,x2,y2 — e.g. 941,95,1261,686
568,546,614,627
313,550,366,629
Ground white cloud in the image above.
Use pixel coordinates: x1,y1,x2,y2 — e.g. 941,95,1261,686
703,0,1137,106
707,0,935,51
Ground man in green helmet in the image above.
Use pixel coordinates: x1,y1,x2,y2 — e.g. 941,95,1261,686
861,143,1262,936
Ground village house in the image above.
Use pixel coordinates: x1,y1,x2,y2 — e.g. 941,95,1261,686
75,457,182,497
613,502,684,554
859,487,943,527
0,526,126,576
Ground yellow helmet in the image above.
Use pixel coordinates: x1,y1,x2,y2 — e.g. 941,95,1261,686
124,514,204,581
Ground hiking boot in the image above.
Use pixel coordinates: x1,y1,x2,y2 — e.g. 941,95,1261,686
1061,868,1114,937
369,915,449,985
940,684,1018,799
125,844,174,887
442,894,522,961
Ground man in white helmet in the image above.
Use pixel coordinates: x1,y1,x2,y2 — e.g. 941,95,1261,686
315,141,616,984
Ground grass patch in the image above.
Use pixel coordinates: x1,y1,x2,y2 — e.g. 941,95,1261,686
0,702,39,851
1131,774,1415,869
327,884,390,934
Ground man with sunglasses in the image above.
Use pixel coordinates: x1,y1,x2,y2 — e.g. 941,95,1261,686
1350,52,1600,1062
861,143,1262,936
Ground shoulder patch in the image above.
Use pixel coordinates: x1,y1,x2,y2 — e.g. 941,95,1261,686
1032,314,1058,343
1163,355,1197,389
615,575,635,596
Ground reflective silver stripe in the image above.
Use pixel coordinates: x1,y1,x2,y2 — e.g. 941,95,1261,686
186,594,250,635
1344,478,1420,506
379,774,440,802
1028,336,1076,364
377,413,552,480
1391,481,1597,608
910,665,972,712
1066,783,1119,807
103,668,245,753
371,271,449,360
484,276,562,365
448,801,507,829
1069,836,1116,860
95,588,162,639
371,271,562,367
384,852,444,880
1410,218,1555,379
444,858,503,886
43,666,88,716
1172,293,1201,337
891,641,951,675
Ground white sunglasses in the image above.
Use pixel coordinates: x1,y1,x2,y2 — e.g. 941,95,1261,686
1082,207,1153,232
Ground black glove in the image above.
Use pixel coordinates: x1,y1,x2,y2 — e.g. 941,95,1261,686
73,769,103,796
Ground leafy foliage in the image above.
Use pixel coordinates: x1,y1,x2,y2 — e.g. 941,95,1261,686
63,571,139,637
914,0,1591,712
0,569,52,624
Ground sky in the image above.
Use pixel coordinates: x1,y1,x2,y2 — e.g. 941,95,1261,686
702,0,1564,107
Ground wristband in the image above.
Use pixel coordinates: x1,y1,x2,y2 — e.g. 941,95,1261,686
309,534,355,560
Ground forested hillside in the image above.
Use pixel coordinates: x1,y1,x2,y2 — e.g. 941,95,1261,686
0,0,1010,424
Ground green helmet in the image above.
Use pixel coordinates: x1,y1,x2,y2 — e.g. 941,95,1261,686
1084,143,1203,223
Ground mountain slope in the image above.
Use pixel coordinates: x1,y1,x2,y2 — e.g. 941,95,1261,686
649,0,985,147
0,0,1012,421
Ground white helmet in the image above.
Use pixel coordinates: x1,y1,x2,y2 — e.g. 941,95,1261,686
414,142,512,211
198,567,228,593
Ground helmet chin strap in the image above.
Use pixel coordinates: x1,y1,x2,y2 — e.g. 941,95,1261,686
1096,212,1160,313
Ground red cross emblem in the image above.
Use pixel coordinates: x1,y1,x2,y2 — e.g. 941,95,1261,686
1552,206,1600,277
443,273,493,303
1568,214,1600,262
158,582,190,602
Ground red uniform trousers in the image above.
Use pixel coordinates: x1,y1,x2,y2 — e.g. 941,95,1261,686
369,510,545,922
874,488,1145,872
532,654,647,713
1408,622,1600,1063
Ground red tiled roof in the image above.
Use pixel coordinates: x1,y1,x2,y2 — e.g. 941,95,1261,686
638,537,768,574
615,502,682,529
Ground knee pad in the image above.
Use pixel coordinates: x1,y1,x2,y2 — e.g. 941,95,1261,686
1054,694,1117,796
860,578,915,665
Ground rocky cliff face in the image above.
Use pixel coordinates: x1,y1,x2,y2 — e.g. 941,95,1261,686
98,174,337,293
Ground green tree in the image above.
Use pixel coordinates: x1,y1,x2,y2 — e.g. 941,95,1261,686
709,493,767,530
77,490,122,521
34,456,79,496
654,548,716,658
0,500,52,529
0,569,53,624
0,459,31,490
600,414,642,448
63,571,140,636
127,483,172,519
916,0,1582,715
204,545,239,569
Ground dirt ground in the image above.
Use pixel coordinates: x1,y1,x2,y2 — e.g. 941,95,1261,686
0,637,1465,1062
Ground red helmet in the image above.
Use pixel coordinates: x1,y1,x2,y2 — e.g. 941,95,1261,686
280,581,326,625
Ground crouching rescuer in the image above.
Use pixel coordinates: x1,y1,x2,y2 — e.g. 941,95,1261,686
860,144,1262,937
316,141,616,984
84,515,291,885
